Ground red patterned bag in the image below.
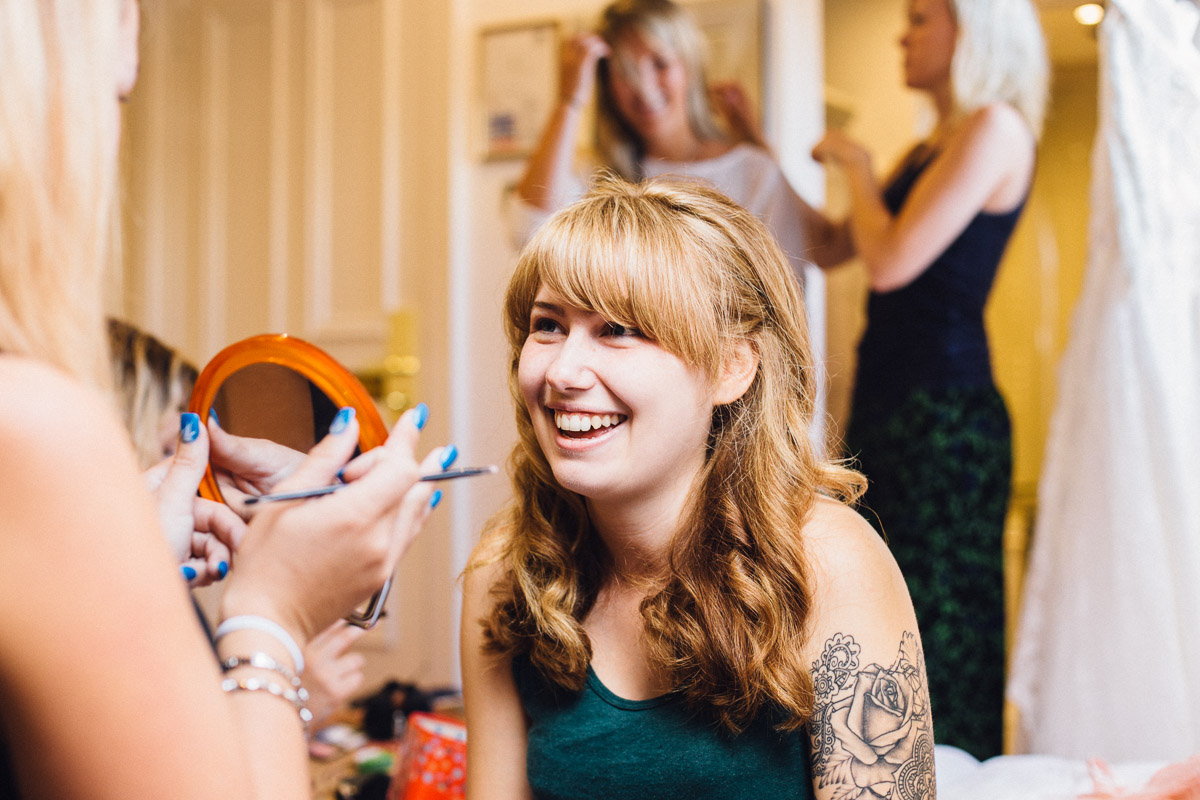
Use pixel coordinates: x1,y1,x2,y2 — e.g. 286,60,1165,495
388,712,467,800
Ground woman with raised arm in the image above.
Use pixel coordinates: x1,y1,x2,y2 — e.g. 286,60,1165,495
800,0,1049,759
462,177,936,800
512,0,812,287
0,2,443,796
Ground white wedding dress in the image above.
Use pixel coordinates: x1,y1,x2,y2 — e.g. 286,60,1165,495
1007,0,1200,761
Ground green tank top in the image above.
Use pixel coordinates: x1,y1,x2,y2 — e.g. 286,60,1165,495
513,655,815,800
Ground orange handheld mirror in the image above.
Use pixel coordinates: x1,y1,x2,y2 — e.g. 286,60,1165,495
188,334,391,629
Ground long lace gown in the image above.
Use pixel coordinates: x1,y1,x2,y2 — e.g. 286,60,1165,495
1007,0,1200,761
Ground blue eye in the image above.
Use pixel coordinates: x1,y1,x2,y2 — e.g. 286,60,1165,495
605,322,642,338
531,317,561,334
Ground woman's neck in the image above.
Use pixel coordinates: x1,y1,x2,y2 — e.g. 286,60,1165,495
928,82,955,138
643,128,729,163
586,474,699,583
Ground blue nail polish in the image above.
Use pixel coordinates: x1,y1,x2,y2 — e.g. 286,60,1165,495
180,413,200,444
181,565,197,581
330,407,355,434
439,444,458,471
217,561,228,579
336,467,346,482
413,402,429,431
429,489,443,509
208,408,220,427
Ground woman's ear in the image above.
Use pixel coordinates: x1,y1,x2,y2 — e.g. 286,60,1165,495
713,339,759,406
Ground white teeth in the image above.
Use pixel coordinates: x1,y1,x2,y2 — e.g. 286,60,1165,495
555,411,624,432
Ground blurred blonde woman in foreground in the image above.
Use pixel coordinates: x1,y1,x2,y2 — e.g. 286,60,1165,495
0,2,443,796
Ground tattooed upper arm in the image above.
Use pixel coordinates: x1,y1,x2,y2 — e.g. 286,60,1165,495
808,631,936,800
799,499,937,800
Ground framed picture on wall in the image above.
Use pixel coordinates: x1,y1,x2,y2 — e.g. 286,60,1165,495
479,20,560,161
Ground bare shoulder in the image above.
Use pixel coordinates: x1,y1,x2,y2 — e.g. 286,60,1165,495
800,498,936,800
0,356,107,424
0,359,145,560
0,357,132,475
461,524,517,656
0,358,160,647
801,496,909,604
960,102,1032,141
948,103,1035,163
463,524,512,605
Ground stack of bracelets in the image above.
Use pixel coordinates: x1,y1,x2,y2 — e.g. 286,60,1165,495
214,615,313,728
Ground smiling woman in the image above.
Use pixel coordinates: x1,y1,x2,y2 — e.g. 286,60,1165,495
461,176,935,800
517,289,719,510
509,0,815,291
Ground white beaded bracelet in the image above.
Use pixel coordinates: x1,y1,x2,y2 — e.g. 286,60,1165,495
214,615,305,675
221,675,314,727
220,652,308,699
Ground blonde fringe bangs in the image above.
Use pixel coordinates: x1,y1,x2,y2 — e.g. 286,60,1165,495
507,180,744,377
484,177,865,733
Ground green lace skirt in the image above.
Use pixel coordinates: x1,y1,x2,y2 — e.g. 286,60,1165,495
846,385,1012,760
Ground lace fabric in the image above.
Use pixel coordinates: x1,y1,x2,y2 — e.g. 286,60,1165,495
1007,0,1200,760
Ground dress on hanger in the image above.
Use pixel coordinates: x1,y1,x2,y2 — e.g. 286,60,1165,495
1008,0,1200,761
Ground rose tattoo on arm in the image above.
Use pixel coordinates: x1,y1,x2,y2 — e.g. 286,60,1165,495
808,632,935,800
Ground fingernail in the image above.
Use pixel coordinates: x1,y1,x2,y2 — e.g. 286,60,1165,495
429,489,443,509
180,413,200,444
439,444,458,471
181,565,196,581
217,561,228,579
208,408,220,427
330,407,355,434
336,467,346,482
413,402,429,431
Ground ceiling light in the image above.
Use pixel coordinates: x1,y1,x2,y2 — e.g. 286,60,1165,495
1073,3,1105,26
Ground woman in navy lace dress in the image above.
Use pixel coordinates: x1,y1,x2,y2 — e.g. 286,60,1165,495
801,0,1049,759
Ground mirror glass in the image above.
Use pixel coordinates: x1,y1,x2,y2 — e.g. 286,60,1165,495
212,362,344,472
188,334,392,628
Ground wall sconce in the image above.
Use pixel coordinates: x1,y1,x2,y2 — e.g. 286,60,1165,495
1073,3,1105,26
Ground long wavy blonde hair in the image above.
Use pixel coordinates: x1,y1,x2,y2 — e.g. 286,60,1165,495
477,176,865,733
594,0,726,181
0,0,121,387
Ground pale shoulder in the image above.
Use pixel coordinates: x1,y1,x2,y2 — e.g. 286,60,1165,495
462,524,513,614
799,500,934,800
802,496,902,582
950,103,1035,152
800,496,912,618
0,357,129,460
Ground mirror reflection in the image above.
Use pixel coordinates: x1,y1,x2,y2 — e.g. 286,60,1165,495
212,363,339,459
207,363,358,513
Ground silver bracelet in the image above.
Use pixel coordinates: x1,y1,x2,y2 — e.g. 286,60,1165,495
214,615,305,674
221,675,314,727
220,652,307,696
